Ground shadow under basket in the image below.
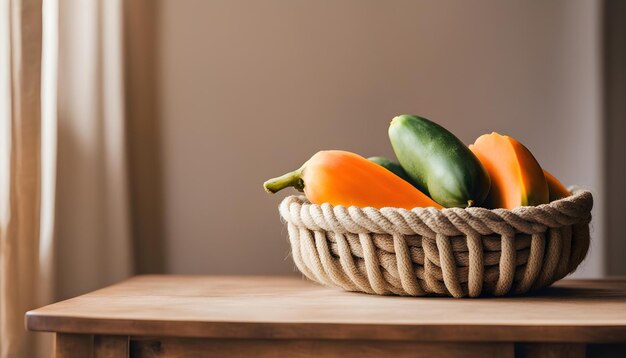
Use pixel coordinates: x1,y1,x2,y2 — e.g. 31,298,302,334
278,189,592,298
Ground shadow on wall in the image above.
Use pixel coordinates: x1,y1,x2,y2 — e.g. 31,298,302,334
124,0,166,274
603,0,626,276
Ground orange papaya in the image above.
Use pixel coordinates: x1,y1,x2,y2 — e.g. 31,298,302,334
543,169,571,201
469,133,548,209
263,150,442,209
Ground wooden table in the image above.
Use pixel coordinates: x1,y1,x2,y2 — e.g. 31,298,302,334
26,276,626,357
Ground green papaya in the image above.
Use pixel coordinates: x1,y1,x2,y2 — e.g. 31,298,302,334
388,114,490,208
368,156,418,187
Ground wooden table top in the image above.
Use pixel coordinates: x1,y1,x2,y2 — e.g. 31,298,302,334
26,276,626,342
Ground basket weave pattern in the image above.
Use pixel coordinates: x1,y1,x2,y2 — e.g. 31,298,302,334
279,189,592,298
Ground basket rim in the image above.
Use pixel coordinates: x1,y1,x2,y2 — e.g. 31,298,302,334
283,188,591,213
279,188,592,237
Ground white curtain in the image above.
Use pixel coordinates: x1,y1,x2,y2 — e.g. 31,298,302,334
0,0,133,356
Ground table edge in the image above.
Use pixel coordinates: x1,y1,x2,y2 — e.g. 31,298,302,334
26,312,626,343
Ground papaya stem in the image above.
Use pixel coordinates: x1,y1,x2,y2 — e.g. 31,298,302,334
263,168,305,193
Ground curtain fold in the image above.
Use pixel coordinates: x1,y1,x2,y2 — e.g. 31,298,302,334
0,0,45,356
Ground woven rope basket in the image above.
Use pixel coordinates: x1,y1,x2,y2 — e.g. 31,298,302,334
278,189,592,298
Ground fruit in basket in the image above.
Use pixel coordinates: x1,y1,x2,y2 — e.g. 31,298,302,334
543,169,571,201
367,156,417,187
388,114,491,208
469,132,548,209
263,150,442,209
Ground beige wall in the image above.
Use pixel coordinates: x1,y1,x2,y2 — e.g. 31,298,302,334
158,0,603,276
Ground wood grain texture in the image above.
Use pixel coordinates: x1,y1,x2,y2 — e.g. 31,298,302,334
27,276,626,342
129,337,513,358
55,334,92,358
94,335,129,357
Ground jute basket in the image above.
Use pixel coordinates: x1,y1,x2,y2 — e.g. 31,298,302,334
278,189,592,298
